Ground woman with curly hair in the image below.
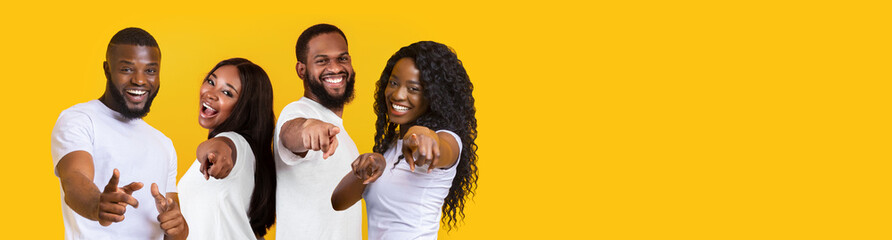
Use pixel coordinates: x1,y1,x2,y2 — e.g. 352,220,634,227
177,58,277,239
332,41,478,239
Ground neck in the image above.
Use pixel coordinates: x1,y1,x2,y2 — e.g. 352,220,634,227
98,92,122,114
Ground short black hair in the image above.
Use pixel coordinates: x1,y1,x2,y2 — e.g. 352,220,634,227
295,23,347,64
106,27,160,57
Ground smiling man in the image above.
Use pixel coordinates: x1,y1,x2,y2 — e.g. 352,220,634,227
51,27,187,240
274,23,361,239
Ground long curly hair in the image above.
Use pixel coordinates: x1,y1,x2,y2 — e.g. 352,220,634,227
373,41,478,230
205,58,276,237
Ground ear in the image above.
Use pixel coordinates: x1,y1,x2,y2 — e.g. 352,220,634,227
103,61,110,79
296,62,306,80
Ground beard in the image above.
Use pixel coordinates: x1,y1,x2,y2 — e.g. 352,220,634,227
306,69,355,109
105,77,158,120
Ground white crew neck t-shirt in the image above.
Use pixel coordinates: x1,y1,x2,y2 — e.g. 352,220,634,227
51,100,178,240
178,132,257,240
273,97,361,240
363,130,462,240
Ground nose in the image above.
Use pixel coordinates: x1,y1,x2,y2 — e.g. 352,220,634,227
325,61,345,74
392,86,408,101
203,91,218,101
131,71,147,86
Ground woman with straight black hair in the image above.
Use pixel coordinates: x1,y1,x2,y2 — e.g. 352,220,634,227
178,58,277,239
332,41,478,239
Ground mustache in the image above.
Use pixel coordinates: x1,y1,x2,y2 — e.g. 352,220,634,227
320,71,349,78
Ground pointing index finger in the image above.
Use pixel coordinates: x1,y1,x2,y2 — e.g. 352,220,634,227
151,183,168,213
104,169,120,193
324,132,339,159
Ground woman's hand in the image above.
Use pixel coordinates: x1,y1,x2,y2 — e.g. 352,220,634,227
401,126,441,173
196,137,236,180
351,153,386,184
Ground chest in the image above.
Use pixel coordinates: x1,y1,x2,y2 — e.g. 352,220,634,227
90,119,173,192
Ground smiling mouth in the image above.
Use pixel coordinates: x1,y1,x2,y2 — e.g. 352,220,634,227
200,102,219,118
124,89,148,103
321,74,345,84
126,89,147,96
391,103,410,115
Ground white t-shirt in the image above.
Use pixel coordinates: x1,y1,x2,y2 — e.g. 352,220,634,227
51,100,178,240
274,97,361,240
363,130,462,240
178,132,256,240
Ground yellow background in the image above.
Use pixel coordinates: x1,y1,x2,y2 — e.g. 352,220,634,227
1,0,890,239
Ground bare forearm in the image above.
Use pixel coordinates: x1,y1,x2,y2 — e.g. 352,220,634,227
57,151,101,221
331,173,365,211
198,137,238,164
280,118,309,154
405,127,460,169
61,172,101,221
433,132,460,169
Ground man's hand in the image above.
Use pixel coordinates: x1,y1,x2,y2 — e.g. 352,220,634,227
197,138,235,180
152,183,187,239
98,169,143,226
351,153,386,184
401,126,441,173
283,118,340,159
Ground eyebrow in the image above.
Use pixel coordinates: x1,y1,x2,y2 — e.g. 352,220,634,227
118,60,159,67
314,52,350,59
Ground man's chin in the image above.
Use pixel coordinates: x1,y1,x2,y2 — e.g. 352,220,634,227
120,103,151,119
326,90,345,98
125,103,147,111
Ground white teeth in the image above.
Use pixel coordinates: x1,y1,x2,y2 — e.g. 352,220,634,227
392,104,409,112
126,89,147,95
202,102,216,111
323,77,343,83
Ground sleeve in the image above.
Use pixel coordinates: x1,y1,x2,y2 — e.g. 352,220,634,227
50,109,94,176
214,132,251,178
274,102,323,166
166,137,178,193
436,130,463,169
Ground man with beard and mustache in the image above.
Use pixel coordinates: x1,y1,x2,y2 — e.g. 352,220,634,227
273,23,361,239
51,27,187,240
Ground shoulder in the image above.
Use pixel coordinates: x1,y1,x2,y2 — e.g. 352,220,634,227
280,99,322,120
214,132,249,147
287,97,331,116
58,101,98,119
53,102,101,132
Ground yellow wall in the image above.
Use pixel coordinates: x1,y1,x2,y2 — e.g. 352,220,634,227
1,0,889,239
